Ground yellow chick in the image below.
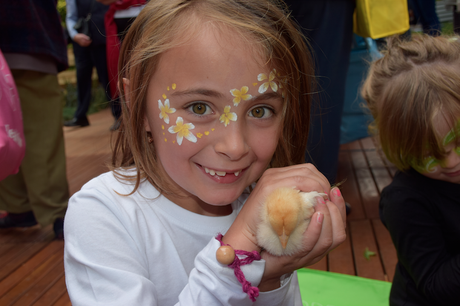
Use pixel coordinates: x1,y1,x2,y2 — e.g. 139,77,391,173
256,187,326,256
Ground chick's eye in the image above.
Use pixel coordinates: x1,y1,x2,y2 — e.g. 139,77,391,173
249,106,273,119
188,103,212,115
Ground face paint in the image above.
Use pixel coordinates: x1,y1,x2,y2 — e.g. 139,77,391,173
158,99,176,124
411,117,460,184
442,119,460,155
411,155,440,173
168,116,197,145
219,105,238,127
157,69,282,143
230,86,252,106
258,69,278,94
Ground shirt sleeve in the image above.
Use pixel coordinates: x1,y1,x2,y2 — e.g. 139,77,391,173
65,0,78,40
178,238,302,305
381,188,460,304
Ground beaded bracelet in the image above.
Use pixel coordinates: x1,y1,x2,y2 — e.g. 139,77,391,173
215,233,261,302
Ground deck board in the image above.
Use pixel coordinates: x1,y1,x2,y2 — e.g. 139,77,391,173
0,108,399,304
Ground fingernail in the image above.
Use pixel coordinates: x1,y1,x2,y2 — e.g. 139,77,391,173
316,212,323,224
332,187,341,197
317,197,325,205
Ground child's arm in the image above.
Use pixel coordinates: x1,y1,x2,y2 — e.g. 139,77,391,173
222,163,347,291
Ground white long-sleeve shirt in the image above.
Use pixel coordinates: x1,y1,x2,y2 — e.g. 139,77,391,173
64,171,302,305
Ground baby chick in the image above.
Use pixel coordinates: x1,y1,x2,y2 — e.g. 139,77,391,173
256,187,326,256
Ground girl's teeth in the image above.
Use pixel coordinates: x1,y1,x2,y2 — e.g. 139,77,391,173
204,167,239,177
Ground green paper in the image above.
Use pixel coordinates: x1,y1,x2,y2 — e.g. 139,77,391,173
297,268,391,306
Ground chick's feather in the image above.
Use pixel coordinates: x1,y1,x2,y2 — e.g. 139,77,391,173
256,187,326,256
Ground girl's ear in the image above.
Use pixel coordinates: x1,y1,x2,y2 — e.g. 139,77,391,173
144,116,152,132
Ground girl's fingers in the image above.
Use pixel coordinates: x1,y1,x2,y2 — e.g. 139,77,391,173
329,187,346,227
260,164,330,195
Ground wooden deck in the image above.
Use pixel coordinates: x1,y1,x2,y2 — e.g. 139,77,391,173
0,108,398,305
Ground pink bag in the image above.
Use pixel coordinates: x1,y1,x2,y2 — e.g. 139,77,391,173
0,49,25,181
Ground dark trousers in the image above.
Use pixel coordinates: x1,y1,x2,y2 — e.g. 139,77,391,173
408,0,441,36
72,42,111,121
284,0,355,184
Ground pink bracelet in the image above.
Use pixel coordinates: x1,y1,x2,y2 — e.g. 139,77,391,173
215,233,261,302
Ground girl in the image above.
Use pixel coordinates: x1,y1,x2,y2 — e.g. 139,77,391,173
64,0,346,305
362,34,460,306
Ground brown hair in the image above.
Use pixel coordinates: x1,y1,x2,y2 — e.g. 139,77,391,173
362,34,460,171
110,0,314,195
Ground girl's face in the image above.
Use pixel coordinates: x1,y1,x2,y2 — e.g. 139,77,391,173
412,114,460,184
143,27,284,215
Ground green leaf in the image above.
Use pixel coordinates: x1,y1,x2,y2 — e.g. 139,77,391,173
364,247,376,261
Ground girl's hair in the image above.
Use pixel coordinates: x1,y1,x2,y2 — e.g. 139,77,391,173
362,34,460,171
110,0,314,195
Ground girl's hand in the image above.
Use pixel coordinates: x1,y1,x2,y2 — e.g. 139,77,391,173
222,163,346,290
259,187,346,291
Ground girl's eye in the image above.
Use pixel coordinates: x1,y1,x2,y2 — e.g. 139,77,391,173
188,103,212,115
249,106,273,119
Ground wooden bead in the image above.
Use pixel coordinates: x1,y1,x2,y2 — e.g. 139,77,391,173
216,245,235,265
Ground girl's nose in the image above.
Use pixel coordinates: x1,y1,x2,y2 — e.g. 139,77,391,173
214,125,250,160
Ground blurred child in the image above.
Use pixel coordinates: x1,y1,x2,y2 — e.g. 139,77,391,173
362,34,460,305
63,0,346,305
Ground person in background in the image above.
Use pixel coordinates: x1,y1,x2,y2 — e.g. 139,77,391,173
362,34,460,305
97,0,147,131
408,0,442,36
64,0,112,128
283,0,356,186
0,0,69,239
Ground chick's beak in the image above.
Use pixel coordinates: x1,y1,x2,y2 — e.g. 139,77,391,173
279,230,289,249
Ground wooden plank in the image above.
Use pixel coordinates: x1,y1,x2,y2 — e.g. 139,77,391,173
328,227,355,276
12,258,64,305
32,274,67,306
349,220,385,281
350,149,380,219
372,219,398,282
336,151,366,221
0,241,63,297
52,292,72,306
362,149,393,194
0,251,62,305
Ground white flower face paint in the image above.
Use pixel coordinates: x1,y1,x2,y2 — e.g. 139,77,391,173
158,98,176,124
230,86,252,106
219,106,237,127
258,69,278,94
168,116,197,145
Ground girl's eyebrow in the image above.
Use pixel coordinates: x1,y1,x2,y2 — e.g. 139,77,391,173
171,88,283,101
171,89,225,99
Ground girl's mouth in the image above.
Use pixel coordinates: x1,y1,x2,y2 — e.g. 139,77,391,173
204,167,241,177
196,164,247,183
445,169,460,177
